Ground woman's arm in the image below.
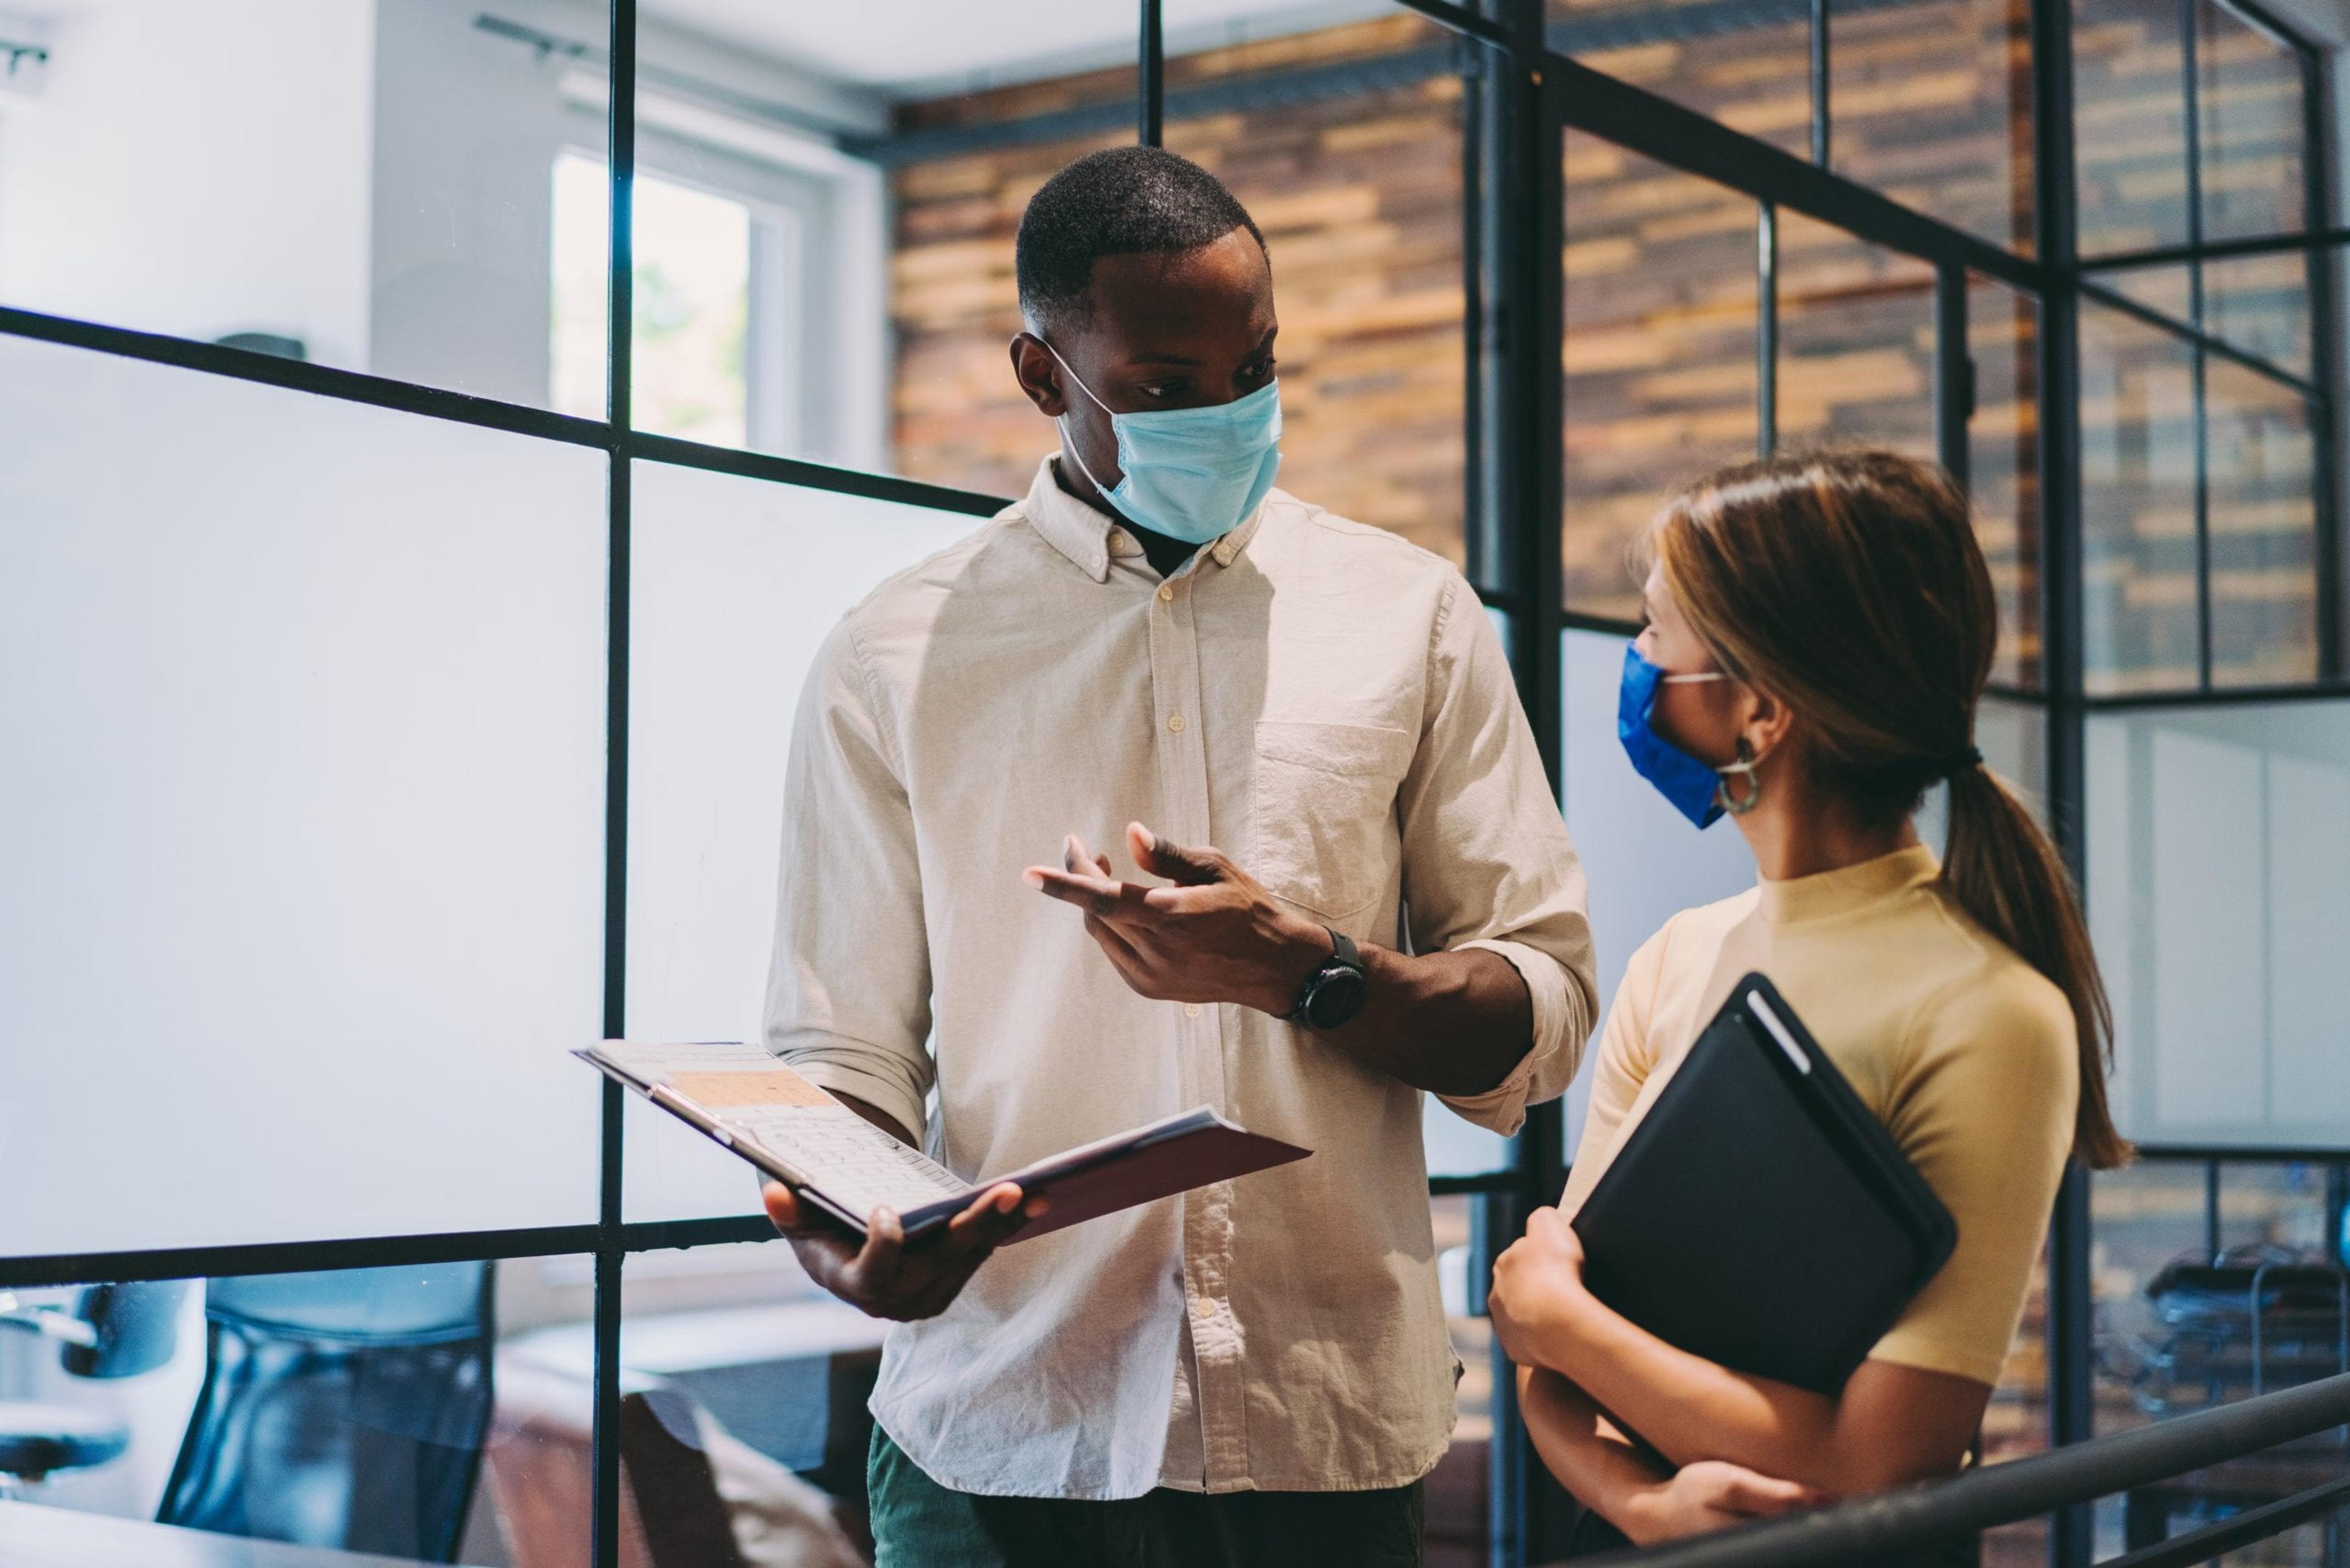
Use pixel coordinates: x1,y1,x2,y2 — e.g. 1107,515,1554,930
1519,1367,1826,1544
1493,1209,1989,1496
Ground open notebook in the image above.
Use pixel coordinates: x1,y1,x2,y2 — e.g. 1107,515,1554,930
579,1041,1311,1244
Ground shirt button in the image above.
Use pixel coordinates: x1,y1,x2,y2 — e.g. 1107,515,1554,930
1157,583,1174,602
1193,1296,1215,1320
1166,713,1186,733
1184,1004,1202,1018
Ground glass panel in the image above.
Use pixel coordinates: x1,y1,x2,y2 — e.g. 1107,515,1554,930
2079,299,2199,694
608,2,1130,479
1980,1250,2049,1568
1969,276,2045,688
2203,250,2311,378
2204,358,2319,687
0,0,610,406
1829,0,2036,254
1428,1193,1496,1566
0,335,606,1256
1563,132,1759,621
2073,0,2191,256
625,461,987,1223
0,1260,584,1566
1164,7,1469,564
2089,1157,2350,1555
2195,0,2306,242
1775,212,1937,458
1548,0,1814,161
2096,264,2197,325
557,162,758,447
493,1241,880,1551
1559,629,1758,1151
2085,698,2350,1146
887,127,1131,499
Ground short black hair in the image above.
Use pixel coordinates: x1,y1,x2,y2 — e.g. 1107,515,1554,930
1015,146,1266,335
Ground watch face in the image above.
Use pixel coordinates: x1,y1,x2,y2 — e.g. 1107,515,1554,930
1305,966,1370,1029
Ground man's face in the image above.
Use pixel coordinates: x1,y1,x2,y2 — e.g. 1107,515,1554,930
1012,228,1278,501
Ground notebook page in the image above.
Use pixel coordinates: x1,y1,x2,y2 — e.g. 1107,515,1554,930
597,1042,969,1219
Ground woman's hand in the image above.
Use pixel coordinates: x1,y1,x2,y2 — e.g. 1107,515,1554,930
1622,1461,1827,1545
1488,1205,1591,1370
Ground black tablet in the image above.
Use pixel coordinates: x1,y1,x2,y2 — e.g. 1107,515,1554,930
1570,973,1959,1395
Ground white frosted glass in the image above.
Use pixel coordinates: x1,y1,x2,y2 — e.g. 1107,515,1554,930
0,335,610,1255
2087,700,2350,1146
623,461,981,1222
1557,630,1757,1161
2267,755,2350,1121
2149,731,2266,1127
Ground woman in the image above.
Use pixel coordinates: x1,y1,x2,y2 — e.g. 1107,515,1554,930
1489,450,2129,1548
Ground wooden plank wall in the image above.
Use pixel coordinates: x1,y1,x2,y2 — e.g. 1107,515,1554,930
887,16,1468,566
887,0,2314,687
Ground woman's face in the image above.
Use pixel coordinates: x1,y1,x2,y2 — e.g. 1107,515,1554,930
1636,562,1742,766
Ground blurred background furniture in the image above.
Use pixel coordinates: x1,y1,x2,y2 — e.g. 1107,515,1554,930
2106,1244,2350,1559
156,1264,494,1563
0,1283,190,1498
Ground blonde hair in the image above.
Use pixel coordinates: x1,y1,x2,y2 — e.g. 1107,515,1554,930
1651,450,2129,1169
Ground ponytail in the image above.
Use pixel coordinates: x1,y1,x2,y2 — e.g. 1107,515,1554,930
1942,764,2131,1169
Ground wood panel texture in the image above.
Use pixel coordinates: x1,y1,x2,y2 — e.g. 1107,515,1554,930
887,16,1468,565
887,1,2312,685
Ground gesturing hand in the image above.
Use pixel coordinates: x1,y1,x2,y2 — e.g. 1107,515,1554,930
1023,822,1329,1017
763,1181,1039,1323
1488,1204,1592,1372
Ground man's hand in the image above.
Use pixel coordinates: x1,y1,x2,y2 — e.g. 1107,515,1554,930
1488,1204,1591,1370
1022,822,1328,1017
1622,1461,1826,1545
763,1181,1039,1323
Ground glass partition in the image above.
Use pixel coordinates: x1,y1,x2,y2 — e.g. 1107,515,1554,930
0,0,610,407
2086,697,2350,1148
1165,6,1471,564
1562,132,1760,621
1827,0,2036,254
624,460,986,1223
1775,212,1938,459
0,335,608,1256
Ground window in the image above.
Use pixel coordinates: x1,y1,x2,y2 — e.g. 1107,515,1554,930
553,154,755,448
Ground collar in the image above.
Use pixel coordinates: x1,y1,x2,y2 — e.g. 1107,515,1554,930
1015,454,1270,583
1755,843,1942,925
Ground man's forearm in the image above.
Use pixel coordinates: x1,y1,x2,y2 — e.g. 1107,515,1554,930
1320,943,1533,1097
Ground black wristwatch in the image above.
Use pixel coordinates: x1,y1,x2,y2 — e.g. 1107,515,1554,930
1285,928,1370,1029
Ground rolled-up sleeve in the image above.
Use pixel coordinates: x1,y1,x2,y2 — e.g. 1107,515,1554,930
1398,578,1598,1134
761,616,935,1145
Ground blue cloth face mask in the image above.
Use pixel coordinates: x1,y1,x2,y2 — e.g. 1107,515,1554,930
1617,642,1736,829
1045,343,1283,547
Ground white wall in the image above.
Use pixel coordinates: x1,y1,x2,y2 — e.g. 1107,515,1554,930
0,0,375,366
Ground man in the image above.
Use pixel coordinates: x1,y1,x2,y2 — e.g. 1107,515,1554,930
762,146,1596,1566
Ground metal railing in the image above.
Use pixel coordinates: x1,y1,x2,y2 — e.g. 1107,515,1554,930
1558,1372,2350,1568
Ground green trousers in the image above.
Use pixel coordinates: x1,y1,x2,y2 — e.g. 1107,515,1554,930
868,1427,1425,1568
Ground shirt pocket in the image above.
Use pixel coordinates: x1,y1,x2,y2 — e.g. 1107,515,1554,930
1251,719,1417,920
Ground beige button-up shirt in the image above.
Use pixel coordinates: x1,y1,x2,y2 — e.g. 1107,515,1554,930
766,455,1595,1500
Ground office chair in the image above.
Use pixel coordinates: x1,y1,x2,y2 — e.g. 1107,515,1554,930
0,1282,190,1496
157,1262,495,1563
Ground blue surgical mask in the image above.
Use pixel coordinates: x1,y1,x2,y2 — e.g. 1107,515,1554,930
1045,343,1282,547
1617,643,1737,829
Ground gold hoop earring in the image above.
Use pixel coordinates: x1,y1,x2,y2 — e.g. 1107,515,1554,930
1717,737,1764,816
